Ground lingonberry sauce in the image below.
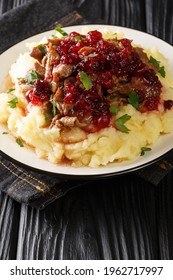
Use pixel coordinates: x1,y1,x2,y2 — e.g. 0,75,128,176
144,96,160,111
26,80,51,106
28,30,166,132
64,83,111,132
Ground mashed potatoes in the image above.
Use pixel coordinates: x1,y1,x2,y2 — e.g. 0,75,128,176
1,29,173,168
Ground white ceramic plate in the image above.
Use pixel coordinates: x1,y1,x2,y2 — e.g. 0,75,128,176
1,24,173,178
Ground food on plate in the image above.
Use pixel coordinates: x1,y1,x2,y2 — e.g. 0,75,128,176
1,27,173,167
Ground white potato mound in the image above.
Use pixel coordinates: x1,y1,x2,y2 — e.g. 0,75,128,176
1,32,173,168
64,105,171,168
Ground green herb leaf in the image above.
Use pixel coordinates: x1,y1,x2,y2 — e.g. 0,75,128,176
55,26,68,36
88,53,98,58
149,56,166,78
38,44,46,54
109,104,119,114
115,114,131,133
149,56,160,68
113,33,117,39
83,53,98,61
6,88,15,94
51,34,58,39
44,113,52,124
158,66,166,78
26,70,38,83
8,96,18,108
74,36,85,41
140,147,152,156
128,91,140,110
79,71,93,90
16,138,24,147
51,100,57,116
2,132,8,135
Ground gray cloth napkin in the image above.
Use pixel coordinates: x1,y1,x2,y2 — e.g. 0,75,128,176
0,0,74,53
1,150,173,208
1,0,173,208
0,154,88,209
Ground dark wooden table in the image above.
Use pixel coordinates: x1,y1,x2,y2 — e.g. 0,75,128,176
0,0,173,260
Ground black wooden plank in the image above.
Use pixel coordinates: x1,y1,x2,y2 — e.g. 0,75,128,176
0,192,20,259
155,173,173,259
76,0,146,31
0,0,14,14
0,0,22,261
0,0,28,14
16,175,158,259
145,0,173,259
145,0,173,44
102,0,146,30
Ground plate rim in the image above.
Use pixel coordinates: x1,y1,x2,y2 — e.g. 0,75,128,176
1,24,173,178
1,24,173,56
1,149,172,180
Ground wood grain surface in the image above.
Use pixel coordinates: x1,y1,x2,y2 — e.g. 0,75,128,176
1,0,173,260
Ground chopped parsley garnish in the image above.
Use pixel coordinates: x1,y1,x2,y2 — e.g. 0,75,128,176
79,71,93,90
8,96,18,108
51,34,58,39
141,147,152,156
16,138,24,147
149,56,166,78
149,56,160,68
52,100,57,116
128,91,140,110
6,88,15,94
74,36,85,41
55,26,68,36
26,70,38,83
38,44,46,54
158,66,166,78
44,113,52,124
109,104,119,114
88,53,98,58
83,53,98,62
2,132,8,135
115,114,131,133
113,33,117,39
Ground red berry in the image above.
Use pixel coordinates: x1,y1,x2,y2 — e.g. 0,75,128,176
86,30,102,45
98,72,112,88
164,100,173,109
144,96,160,111
26,80,51,105
64,83,78,103
69,31,81,37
